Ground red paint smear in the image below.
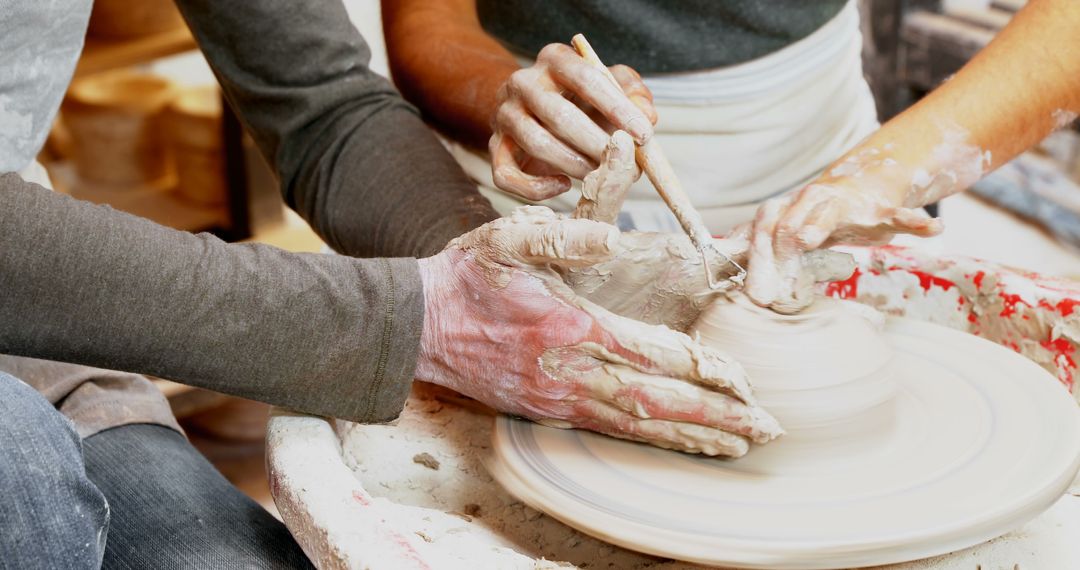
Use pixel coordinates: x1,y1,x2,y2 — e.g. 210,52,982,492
352,490,371,506
382,530,433,570
888,266,955,293
999,293,1031,318
967,311,977,324
1038,298,1080,317
958,297,966,306
1040,336,1077,390
877,244,911,255
825,267,861,299
973,271,986,289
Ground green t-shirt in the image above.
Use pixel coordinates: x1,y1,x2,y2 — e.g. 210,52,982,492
477,0,847,74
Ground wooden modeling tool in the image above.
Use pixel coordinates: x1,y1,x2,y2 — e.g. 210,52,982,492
571,34,745,290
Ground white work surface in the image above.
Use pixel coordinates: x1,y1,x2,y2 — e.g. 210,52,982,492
268,385,1080,570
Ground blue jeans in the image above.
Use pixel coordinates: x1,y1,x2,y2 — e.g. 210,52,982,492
0,372,312,569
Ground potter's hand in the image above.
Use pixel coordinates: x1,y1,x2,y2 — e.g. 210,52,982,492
489,42,656,200
565,132,854,330
562,131,741,331
416,206,782,456
745,175,942,314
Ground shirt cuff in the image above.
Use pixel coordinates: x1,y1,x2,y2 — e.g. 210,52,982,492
347,257,425,423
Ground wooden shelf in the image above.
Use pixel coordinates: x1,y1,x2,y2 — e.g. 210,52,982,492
75,27,197,79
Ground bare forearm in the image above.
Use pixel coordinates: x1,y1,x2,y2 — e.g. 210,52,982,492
746,0,1080,313
383,0,519,148
821,0,1080,206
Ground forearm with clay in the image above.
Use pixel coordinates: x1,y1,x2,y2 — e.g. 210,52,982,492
746,0,1080,313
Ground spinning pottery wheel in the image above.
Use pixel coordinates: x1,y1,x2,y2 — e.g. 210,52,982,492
489,297,1080,569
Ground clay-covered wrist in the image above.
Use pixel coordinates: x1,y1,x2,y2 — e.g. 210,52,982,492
414,253,451,388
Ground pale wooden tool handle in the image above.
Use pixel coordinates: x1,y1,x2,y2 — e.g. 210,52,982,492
570,34,716,250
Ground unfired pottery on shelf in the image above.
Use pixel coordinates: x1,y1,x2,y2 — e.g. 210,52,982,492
63,70,177,186
490,296,1080,569
163,86,227,206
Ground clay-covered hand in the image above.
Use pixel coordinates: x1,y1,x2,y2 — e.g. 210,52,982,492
489,42,657,201
560,131,740,331
416,206,782,456
565,132,855,330
745,173,943,314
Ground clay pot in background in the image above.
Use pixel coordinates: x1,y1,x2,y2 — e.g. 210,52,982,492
87,0,186,40
163,86,227,207
63,70,177,186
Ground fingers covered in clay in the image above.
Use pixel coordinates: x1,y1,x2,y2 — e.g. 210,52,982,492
608,64,657,124
562,131,741,331
573,130,638,224
417,207,780,458
562,231,735,332
490,133,572,200
495,98,596,179
489,41,656,199
450,205,618,270
503,69,611,160
574,362,780,444
534,43,654,145
745,197,789,309
885,205,946,238
546,296,785,445
565,401,752,457
744,181,937,313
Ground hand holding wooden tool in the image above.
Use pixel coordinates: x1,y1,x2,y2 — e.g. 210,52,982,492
570,34,745,291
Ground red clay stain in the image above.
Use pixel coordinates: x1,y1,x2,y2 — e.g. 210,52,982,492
888,266,955,293
878,244,909,255
1040,336,1077,390
382,530,433,570
999,293,1030,318
1038,298,1080,317
825,267,861,299
972,271,986,289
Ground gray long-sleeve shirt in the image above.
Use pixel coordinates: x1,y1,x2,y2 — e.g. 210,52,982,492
0,0,498,430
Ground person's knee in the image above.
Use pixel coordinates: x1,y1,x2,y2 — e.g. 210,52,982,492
0,371,82,445
85,424,313,569
0,372,109,569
